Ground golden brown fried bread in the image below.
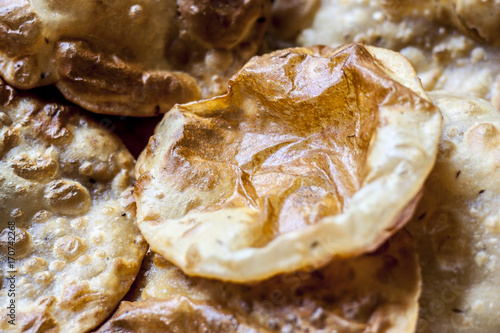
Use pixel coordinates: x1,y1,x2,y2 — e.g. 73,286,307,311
379,0,500,46
99,231,421,333
406,92,500,332
134,44,441,282
299,0,500,110
0,79,147,332
0,0,270,116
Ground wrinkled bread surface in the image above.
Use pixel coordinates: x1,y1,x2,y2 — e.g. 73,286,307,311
0,0,270,116
299,0,500,110
135,44,442,282
99,231,421,333
0,79,147,333
406,92,500,333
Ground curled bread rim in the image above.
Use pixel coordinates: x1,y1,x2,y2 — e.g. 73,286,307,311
135,44,442,282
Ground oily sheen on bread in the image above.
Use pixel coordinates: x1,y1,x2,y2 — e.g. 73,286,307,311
0,0,270,116
99,230,421,333
134,43,442,282
299,0,500,110
0,79,147,333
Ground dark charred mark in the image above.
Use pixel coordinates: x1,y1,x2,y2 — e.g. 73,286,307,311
456,170,461,178
257,17,266,23
89,178,96,184
279,52,291,58
479,189,485,194
418,212,427,220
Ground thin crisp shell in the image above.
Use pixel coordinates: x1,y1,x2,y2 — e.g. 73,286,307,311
406,92,500,332
0,80,147,332
135,44,442,282
99,230,421,333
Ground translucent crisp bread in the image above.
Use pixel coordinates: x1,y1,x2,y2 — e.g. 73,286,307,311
135,44,442,282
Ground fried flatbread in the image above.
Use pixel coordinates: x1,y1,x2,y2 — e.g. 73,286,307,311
406,92,500,332
99,231,421,333
0,79,147,332
134,44,441,282
379,0,500,46
0,0,270,116
299,0,500,110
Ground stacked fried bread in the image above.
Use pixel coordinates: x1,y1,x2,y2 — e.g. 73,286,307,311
295,1,500,331
134,44,441,282
298,0,500,110
1,1,500,332
99,230,421,333
0,80,147,332
406,93,500,332
0,0,270,116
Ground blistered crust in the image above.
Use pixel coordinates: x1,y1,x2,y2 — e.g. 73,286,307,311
299,0,500,110
135,44,441,282
100,231,421,333
407,93,500,333
380,0,500,46
0,79,147,333
0,0,270,116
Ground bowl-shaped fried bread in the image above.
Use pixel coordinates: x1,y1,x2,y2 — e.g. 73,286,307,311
135,44,442,282
299,0,500,110
0,80,147,332
99,231,421,333
406,93,500,332
0,0,270,116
